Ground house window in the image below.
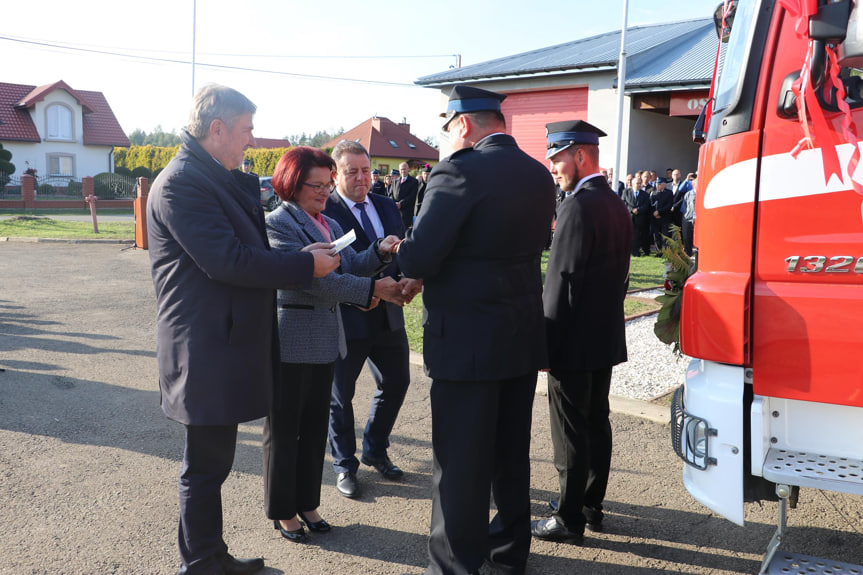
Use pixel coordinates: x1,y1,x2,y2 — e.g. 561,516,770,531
407,142,417,149
388,140,399,148
47,153,75,177
46,104,74,140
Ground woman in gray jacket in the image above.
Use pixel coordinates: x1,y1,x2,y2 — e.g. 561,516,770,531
262,147,403,542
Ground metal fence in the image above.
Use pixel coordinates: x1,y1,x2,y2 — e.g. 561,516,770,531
0,173,138,201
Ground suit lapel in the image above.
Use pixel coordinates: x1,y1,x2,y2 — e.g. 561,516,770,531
285,202,327,244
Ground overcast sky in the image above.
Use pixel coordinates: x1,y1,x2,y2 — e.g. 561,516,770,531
2,0,722,143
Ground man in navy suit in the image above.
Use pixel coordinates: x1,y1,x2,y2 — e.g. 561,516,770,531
389,161,419,229
147,85,339,575
323,140,420,499
396,85,555,575
532,120,632,544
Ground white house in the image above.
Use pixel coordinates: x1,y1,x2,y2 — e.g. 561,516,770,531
0,80,130,181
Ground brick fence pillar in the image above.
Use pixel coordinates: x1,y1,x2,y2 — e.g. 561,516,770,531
81,177,94,201
134,177,149,250
21,174,35,209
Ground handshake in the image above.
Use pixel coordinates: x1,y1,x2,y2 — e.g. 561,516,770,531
368,276,422,309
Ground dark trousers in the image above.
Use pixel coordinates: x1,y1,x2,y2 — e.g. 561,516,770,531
547,368,613,532
263,362,334,519
632,215,651,256
177,424,237,575
682,218,694,255
652,215,672,252
328,326,410,474
426,374,536,575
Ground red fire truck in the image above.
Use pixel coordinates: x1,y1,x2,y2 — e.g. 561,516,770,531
671,0,863,572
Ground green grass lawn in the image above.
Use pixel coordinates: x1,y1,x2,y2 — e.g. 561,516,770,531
404,253,665,353
0,216,134,240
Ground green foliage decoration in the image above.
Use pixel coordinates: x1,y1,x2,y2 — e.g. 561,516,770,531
653,225,695,357
0,143,15,187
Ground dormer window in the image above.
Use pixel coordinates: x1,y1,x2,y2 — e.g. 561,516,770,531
46,104,74,141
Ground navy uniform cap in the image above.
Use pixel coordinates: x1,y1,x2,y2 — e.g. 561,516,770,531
371,169,380,175
545,120,606,160
440,85,507,130
391,169,400,176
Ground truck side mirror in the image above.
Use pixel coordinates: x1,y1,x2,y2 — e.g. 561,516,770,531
713,1,737,43
839,0,863,66
693,101,711,145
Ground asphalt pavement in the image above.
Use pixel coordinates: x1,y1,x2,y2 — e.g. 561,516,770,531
1,241,861,575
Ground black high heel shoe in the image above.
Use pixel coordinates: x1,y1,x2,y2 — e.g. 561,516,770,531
298,511,331,533
273,519,308,542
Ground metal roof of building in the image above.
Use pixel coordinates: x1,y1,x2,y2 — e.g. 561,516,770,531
416,18,717,92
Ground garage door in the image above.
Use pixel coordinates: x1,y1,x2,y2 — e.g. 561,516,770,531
501,87,589,166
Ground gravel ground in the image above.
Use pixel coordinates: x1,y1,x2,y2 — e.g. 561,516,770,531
612,313,690,400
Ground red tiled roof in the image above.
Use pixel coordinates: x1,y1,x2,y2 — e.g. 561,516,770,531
76,90,130,147
254,137,292,149
0,83,40,142
0,80,129,147
324,117,438,162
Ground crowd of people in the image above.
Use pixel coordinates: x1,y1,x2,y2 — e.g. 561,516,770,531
615,167,697,256
145,82,670,575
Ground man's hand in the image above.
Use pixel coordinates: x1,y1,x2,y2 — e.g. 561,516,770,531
653,210,660,218
310,249,340,277
302,242,334,253
632,208,638,215
378,235,401,253
374,277,407,306
358,296,380,312
398,278,422,304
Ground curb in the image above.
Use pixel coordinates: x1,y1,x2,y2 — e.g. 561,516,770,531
0,236,136,244
407,350,670,426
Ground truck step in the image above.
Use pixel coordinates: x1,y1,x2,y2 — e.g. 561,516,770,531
763,552,863,574
763,448,863,496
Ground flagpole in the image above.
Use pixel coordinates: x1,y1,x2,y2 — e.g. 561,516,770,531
613,0,629,192
192,0,197,97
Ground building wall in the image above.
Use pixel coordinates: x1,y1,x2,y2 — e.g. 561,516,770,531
625,108,700,177
428,70,702,178
3,89,115,179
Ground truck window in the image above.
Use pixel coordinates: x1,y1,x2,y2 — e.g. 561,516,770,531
713,0,760,116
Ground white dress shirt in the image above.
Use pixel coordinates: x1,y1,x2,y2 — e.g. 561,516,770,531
337,190,385,239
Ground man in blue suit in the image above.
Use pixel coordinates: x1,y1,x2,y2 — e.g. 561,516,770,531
323,140,420,499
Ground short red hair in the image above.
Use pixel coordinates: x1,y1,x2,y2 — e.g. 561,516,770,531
271,146,336,202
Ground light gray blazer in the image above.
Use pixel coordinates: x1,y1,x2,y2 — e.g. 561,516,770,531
265,201,389,364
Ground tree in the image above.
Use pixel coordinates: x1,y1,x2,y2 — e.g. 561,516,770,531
0,143,15,188
287,128,344,148
127,126,181,147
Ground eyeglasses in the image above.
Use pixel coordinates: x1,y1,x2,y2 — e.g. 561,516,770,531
303,181,335,193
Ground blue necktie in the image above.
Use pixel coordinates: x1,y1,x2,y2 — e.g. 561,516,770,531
356,202,377,241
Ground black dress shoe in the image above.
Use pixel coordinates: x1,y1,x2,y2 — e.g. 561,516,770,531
531,517,584,544
217,552,265,574
336,471,360,498
273,520,308,543
298,511,331,533
548,500,603,532
361,454,404,479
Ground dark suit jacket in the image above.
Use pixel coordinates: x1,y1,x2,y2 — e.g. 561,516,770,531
397,134,556,381
544,175,633,373
323,191,406,339
623,186,652,221
390,175,419,225
147,130,314,425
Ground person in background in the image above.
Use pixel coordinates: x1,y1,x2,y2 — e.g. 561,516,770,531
669,168,692,229
396,84,555,575
415,163,431,218
682,174,697,255
147,84,339,575
650,177,674,253
370,169,388,195
262,146,405,543
534,119,632,545
390,162,419,229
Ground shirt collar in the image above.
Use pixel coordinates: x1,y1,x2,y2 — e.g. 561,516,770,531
573,172,603,195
